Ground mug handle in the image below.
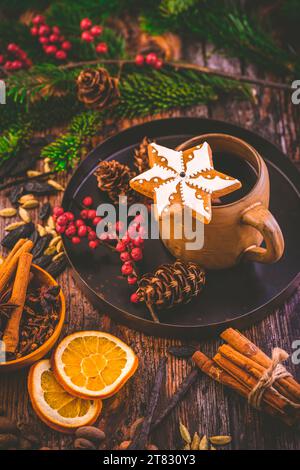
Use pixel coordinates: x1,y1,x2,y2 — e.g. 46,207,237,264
241,203,284,263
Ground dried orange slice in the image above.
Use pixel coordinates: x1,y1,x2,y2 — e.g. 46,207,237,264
53,331,138,399
28,359,102,433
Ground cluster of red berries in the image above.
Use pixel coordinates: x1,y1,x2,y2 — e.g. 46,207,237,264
80,18,107,54
0,43,32,71
53,197,101,250
30,14,71,61
135,52,163,70
116,216,145,287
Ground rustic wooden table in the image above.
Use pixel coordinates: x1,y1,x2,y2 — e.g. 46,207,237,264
0,44,300,451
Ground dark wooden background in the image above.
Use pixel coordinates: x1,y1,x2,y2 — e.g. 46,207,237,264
0,42,300,450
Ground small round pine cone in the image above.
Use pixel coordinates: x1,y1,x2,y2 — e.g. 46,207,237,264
133,136,151,174
94,160,137,204
135,260,205,310
77,68,119,109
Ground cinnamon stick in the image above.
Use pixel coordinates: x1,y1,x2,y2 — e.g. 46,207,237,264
218,344,297,403
0,239,33,294
221,328,300,403
192,350,295,426
0,239,26,279
213,352,295,419
3,252,33,353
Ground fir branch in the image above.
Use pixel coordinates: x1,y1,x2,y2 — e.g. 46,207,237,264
41,111,103,171
159,0,199,16
0,123,31,168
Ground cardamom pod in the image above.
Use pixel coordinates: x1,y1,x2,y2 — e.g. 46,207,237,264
44,245,57,256
52,252,65,262
18,194,35,204
44,158,51,173
47,179,65,191
56,240,64,253
22,200,39,210
199,435,209,450
179,421,191,444
191,432,200,450
209,436,232,446
5,221,25,231
27,170,42,177
183,443,190,450
37,224,47,237
45,226,56,236
0,208,17,217
19,207,31,223
46,216,55,229
49,236,62,247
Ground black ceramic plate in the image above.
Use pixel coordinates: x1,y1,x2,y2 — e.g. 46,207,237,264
62,118,300,338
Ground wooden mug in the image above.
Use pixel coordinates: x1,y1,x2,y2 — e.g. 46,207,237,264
160,133,284,269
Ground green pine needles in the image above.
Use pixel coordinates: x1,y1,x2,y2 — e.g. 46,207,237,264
0,124,31,169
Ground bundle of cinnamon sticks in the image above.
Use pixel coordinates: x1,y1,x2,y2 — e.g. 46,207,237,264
0,238,33,354
193,328,300,426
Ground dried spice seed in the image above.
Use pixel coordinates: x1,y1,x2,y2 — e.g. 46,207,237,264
36,224,47,237
9,186,24,206
29,230,39,245
46,216,55,230
19,207,31,223
52,252,65,262
191,432,200,450
183,443,190,450
47,256,67,277
31,235,52,259
74,438,96,450
44,245,57,257
199,435,209,450
5,222,25,232
47,180,65,191
168,345,197,359
209,436,232,446
49,236,61,247
18,194,35,204
24,181,57,196
27,170,42,178
75,427,105,444
56,240,63,253
0,208,17,217
39,203,51,221
21,200,39,210
33,254,52,269
1,222,35,249
179,421,191,444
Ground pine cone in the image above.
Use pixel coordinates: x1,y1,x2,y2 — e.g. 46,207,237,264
135,260,206,310
133,136,151,174
77,68,119,109
94,160,137,204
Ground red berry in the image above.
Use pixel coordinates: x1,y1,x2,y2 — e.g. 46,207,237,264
80,18,92,30
64,211,74,221
128,275,137,285
0,55,4,65
30,26,39,36
86,226,92,233
57,215,68,226
53,206,64,217
121,262,133,276
120,251,131,262
89,240,98,250
116,241,126,252
78,225,87,237
92,216,101,226
39,25,50,36
4,61,13,70
61,41,72,51
153,58,163,69
75,219,85,227
133,236,144,247
81,31,94,42
11,60,22,70
131,247,143,261
90,25,102,36
87,209,96,220
7,43,19,53
56,224,65,234
55,50,67,60
80,209,88,219
32,15,45,25
95,42,107,54
135,54,144,66
45,45,57,55
146,52,157,66
82,196,93,207
71,236,81,245
88,230,97,241
65,225,77,237
130,292,139,303
122,233,132,245
52,26,60,35
49,34,59,43
99,232,109,241
39,36,49,45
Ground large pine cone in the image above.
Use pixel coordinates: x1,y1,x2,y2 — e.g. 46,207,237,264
77,68,119,109
94,160,137,204
135,260,206,309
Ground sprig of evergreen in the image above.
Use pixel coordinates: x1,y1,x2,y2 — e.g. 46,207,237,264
41,111,103,171
0,123,31,168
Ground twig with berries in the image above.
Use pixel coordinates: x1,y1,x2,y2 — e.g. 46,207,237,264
30,14,71,62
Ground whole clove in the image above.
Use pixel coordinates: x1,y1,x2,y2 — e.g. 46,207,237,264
129,357,167,450
1,222,35,249
39,203,51,221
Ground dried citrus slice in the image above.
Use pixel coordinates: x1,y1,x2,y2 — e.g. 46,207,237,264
28,359,102,433
53,331,138,399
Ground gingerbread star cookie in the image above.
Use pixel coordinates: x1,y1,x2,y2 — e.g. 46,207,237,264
130,142,242,224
